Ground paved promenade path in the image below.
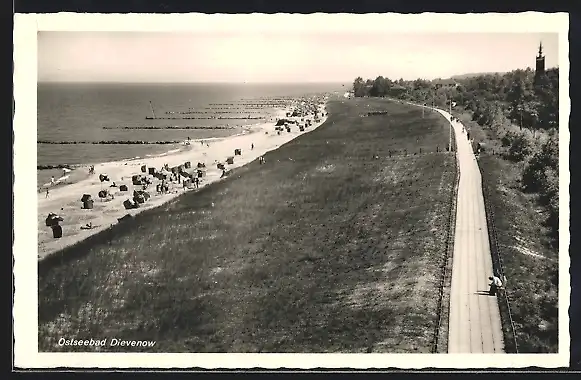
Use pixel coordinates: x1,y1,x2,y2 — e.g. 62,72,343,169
434,109,505,353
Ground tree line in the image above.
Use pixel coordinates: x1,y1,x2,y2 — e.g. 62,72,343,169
352,68,558,133
352,67,559,246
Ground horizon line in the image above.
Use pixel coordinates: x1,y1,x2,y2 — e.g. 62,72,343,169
37,80,350,84
37,65,559,85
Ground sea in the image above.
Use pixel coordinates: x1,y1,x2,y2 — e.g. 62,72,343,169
37,82,344,184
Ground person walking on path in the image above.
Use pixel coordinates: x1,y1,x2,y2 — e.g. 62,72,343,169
488,275,504,296
45,188,50,198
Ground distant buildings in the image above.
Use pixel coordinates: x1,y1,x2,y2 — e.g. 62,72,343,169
432,78,459,89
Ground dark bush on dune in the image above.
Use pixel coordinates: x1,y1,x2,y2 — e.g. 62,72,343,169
520,133,559,245
522,134,558,193
506,132,532,162
501,131,514,147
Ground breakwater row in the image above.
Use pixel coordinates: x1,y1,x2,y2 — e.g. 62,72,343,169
102,125,237,130
202,107,267,110
166,111,264,114
38,140,183,145
145,116,265,120
38,164,75,170
208,102,288,106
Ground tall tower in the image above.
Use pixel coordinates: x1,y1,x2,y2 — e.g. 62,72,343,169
534,41,546,85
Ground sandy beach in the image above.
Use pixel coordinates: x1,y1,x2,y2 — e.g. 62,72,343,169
38,98,329,260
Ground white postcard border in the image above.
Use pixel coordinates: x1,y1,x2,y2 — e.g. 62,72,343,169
13,12,570,369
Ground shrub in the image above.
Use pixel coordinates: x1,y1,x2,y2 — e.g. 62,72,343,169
507,132,532,162
501,131,514,147
539,134,559,170
522,155,546,193
546,191,559,244
522,133,558,191
539,167,558,206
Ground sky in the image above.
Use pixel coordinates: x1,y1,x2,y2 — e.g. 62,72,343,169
38,32,559,83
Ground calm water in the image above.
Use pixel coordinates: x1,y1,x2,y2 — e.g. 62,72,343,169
37,82,343,167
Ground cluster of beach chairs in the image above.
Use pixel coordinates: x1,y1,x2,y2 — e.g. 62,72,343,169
274,103,322,135
41,98,328,242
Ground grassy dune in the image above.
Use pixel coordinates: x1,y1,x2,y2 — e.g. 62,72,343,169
479,156,558,353
39,98,455,353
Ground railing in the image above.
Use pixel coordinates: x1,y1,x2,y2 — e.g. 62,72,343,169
480,166,520,353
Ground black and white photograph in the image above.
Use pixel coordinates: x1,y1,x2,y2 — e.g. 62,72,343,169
13,12,569,369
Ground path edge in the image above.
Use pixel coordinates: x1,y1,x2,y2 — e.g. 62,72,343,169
433,125,459,353
395,97,460,353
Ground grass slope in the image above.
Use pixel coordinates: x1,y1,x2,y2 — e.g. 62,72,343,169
39,98,455,353
453,109,558,353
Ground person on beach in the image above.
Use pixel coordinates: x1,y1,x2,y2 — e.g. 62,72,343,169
50,176,55,186
488,275,504,296
251,143,254,150
45,188,50,198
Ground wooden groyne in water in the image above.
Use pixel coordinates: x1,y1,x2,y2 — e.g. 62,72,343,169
38,140,183,145
208,102,288,106
145,116,265,120
166,110,264,114
37,164,76,170
102,125,237,130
